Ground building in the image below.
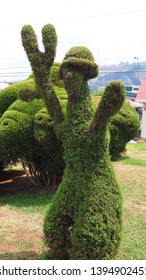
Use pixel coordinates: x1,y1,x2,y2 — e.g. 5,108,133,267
125,85,140,100
136,78,146,138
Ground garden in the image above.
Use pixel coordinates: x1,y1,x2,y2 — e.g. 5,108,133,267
0,142,146,260
0,23,145,260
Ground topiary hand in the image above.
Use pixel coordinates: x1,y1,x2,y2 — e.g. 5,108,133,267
21,24,64,126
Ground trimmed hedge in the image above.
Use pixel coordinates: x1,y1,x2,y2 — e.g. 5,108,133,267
0,63,139,163
0,78,35,117
0,97,64,187
109,101,140,158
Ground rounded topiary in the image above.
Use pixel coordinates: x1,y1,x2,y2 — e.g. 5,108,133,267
0,60,67,180
0,97,64,187
0,98,44,162
0,78,35,118
109,101,140,158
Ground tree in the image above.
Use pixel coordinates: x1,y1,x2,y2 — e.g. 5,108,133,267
21,24,125,259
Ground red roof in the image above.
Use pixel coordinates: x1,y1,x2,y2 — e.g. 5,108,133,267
136,78,146,102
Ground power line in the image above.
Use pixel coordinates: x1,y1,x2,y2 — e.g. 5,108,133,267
0,9,146,28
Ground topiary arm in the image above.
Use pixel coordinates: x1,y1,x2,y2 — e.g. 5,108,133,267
89,81,125,134
21,24,64,126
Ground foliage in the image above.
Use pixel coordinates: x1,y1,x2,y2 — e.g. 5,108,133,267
0,97,64,188
109,101,140,158
0,143,146,260
21,23,126,259
0,78,35,118
0,64,139,173
0,61,66,175
50,62,65,88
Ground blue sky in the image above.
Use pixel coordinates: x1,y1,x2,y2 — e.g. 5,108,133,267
0,0,146,80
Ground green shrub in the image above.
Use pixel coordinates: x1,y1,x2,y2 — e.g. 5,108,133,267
0,79,36,118
44,47,124,259
0,62,66,175
0,97,64,188
0,98,43,161
50,62,65,88
109,101,140,158
20,23,130,259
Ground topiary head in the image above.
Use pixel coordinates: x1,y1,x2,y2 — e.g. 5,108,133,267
60,46,98,81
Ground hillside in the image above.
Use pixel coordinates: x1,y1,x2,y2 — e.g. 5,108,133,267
89,61,146,92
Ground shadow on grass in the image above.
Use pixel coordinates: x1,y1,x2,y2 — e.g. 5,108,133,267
0,169,55,213
0,188,54,213
0,169,25,182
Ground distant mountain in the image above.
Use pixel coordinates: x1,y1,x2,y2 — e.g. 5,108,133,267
88,61,146,92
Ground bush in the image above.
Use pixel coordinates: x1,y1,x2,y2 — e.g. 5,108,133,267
20,24,132,259
43,44,124,259
0,78,36,117
109,101,140,158
0,63,66,176
92,97,140,158
0,97,64,188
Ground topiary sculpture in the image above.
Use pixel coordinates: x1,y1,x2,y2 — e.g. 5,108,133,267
0,64,139,170
0,97,64,188
109,101,140,158
21,23,125,259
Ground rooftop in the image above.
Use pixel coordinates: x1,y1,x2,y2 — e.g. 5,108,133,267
136,78,146,102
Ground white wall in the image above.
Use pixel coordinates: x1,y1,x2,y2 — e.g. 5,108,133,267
141,103,146,138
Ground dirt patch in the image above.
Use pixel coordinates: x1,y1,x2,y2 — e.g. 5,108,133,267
0,205,46,259
0,169,47,260
113,162,146,218
113,162,146,185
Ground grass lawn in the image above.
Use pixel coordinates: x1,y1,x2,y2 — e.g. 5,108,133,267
0,142,146,259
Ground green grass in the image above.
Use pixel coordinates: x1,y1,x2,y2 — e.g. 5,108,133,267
116,143,146,166
116,214,146,260
117,156,146,166
127,143,146,151
0,142,146,260
113,142,146,259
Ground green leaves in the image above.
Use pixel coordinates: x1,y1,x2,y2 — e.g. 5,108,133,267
21,25,39,55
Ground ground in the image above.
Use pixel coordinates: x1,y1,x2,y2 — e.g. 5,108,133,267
0,206,44,259
0,143,146,260
0,168,46,260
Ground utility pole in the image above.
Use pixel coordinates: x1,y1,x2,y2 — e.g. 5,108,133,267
134,56,139,84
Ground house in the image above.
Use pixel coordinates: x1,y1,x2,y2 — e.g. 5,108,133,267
125,85,139,100
136,78,146,138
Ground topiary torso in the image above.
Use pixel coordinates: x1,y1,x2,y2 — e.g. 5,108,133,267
43,47,125,259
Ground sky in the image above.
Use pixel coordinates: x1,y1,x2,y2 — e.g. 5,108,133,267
0,0,146,81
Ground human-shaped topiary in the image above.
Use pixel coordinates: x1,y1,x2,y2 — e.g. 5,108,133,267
21,24,125,259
